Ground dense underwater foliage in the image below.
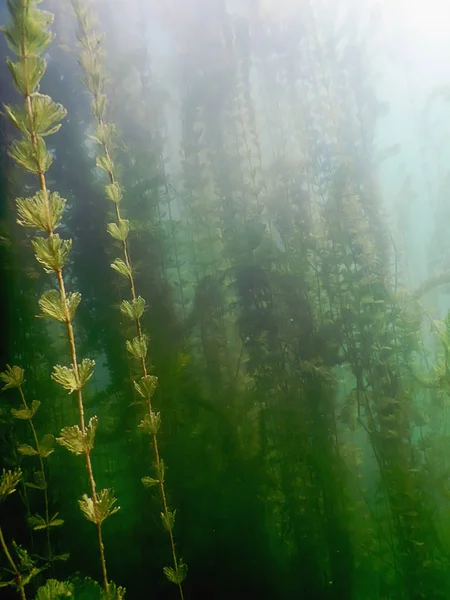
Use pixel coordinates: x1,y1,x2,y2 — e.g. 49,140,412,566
1,0,450,599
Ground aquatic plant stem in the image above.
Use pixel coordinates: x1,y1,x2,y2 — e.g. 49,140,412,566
55,270,109,592
147,412,185,600
71,2,186,594
7,2,110,591
0,527,26,600
17,385,52,563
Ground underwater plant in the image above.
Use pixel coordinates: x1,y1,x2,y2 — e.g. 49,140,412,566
0,468,34,599
0,365,60,567
0,0,121,595
68,0,187,595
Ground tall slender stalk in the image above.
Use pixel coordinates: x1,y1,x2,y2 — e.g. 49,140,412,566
0,365,53,563
17,387,51,559
0,468,32,600
0,528,26,600
0,1,121,594
70,0,187,595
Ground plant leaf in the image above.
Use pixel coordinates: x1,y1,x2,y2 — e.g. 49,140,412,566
28,513,47,530
28,511,64,531
126,335,147,359
133,375,158,399
78,358,96,388
57,416,98,455
25,470,47,490
6,56,46,95
0,468,22,501
79,488,120,524
9,135,52,174
107,219,129,242
39,289,81,322
49,513,64,528
141,476,159,488
96,153,114,174
163,559,187,585
89,122,116,147
160,509,176,532
51,554,70,563
52,358,95,393
35,578,74,600
111,258,131,278
105,181,123,203
30,94,67,136
11,399,40,420
16,190,66,232
4,95,66,138
32,235,72,273
0,364,24,389
1,4,54,57
120,297,145,321
138,411,161,435
102,581,126,600
18,443,38,456
39,433,56,458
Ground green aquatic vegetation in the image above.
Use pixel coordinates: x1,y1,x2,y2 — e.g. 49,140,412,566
0,365,60,565
4,0,450,598
34,576,125,600
0,468,41,599
0,0,120,594
319,165,448,597
69,0,187,594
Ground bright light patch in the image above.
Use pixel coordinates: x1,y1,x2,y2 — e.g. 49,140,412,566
394,0,450,37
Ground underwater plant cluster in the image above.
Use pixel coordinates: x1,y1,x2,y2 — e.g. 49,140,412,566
1,0,450,599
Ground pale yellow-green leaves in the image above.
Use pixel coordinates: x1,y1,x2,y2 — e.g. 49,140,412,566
16,190,66,232
106,582,127,600
18,434,56,459
142,460,164,488
105,181,123,203
120,296,145,321
28,512,64,531
126,335,147,359
89,122,115,148
1,2,54,58
161,509,176,532
57,416,98,456
0,364,24,389
134,375,158,399
0,468,22,501
35,579,74,600
39,289,81,322
4,94,67,137
18,443,38,456
111,258,131,279
163,560,188,585
38,433,56,458
32,235,72,273
79,48,105,97
107,219,129,242
11,399,40,420
96,153,114,175
6,56,46,95
29,94,67,136
141,476,159,488
9,135,52,174
52,358,95,394
92,92,106,121
78,488,120,524
139,411,161,435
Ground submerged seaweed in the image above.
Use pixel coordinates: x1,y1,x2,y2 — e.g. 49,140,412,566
2,1,450,599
